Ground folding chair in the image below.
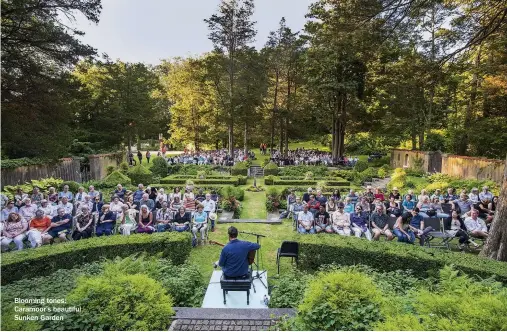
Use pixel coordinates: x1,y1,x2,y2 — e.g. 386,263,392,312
276,241,299,274
441,203,452,215
424,217,452,249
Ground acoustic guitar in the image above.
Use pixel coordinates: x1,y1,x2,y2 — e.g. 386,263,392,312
209,240,256,265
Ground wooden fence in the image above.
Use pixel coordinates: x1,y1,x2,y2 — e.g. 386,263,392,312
1,153,124,189
391,149,505,183
1,158,82,188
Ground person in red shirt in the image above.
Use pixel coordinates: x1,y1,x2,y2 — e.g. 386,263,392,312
27,209,52,247
307,195,321,214
374,188,385,202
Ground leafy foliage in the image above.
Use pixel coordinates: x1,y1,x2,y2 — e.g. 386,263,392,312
231,161,248,176
263,162,279,176
269,269,313,308
103,170,131,186
296,270,383,331
279,166,329,177
353,160,369,172
0,157,56,169
375,266,507,331
126,164,153,186
64,273,174,331
150,157,169,178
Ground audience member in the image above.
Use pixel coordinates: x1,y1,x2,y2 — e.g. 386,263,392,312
1,212,27,251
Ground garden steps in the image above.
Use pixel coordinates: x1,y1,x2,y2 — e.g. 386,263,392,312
364,177,391,191
169,307,295,331
249,166,264,177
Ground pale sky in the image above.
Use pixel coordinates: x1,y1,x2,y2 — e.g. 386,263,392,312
72,0,315,65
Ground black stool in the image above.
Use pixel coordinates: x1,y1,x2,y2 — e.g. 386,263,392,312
220,273,252,305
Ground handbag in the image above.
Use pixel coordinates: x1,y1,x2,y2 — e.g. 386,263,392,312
426,209,437,217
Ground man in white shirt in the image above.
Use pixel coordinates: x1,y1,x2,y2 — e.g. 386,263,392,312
202,193,217,231
40,200,55,217
74,187,87,205
479,186,493,203
464,209,488,239
19,198,37,221
297,205,315,234
57,196,74,215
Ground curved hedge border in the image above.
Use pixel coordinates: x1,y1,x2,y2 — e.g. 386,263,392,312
1,232,191,285
296,235,507,283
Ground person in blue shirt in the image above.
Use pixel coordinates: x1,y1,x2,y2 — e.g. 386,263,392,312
48,208,72,242
218,226,260,278
58,185,73,202
408,208,434,246
114,184,127,202
402,194,416,214
133,184,145,206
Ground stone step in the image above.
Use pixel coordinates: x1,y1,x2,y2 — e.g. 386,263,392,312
169,308,296,331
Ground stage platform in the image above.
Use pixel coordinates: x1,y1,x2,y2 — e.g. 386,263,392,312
202,270,269,309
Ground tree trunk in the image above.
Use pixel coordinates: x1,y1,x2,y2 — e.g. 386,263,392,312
284,116,289,157
338,95,346,157
271,70,279,152
331,111,336,154
279,116,284,155
411,132,417,150
480,155,507,261
419,131,424,151
459,47,482,155
243,121,248,155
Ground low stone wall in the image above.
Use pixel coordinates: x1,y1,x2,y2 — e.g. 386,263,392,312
1,158,82,188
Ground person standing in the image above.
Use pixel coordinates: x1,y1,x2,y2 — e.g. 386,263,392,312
137,150,143,164
146,151,151,163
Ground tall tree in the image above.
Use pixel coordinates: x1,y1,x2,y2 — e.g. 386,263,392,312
1,0,102,158
72,59,166,153
205,0,257,159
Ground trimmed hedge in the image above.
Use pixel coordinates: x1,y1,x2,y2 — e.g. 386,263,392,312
296,235,507,283
160,177,239,186
1,232,191,285
231,162,248,176
263,162,279,176
1,157,55,169
149,184,223,193
267,179,350,186
127,164,153,185
171,175,233,179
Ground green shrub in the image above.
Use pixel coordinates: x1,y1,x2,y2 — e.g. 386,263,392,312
357,167,378,183
375,266,507,331
237,175,247,185
231,162,248,176
387,168,407,190
295,270,383,331
304,171,314,180
331,169,357,181
4,177,64,197
405,180,416,188
219,186,245,201
354,160,369,172
425,181,449,192
118,161,129,174
103,170,131,186
369,156,391,167
64,273,174,331
60,181,80,193
102,255,205,307
296,235,507,283
270,180,317,186
269,270,313,308
1,233,191,285
0,157,55,169
127,164,153,185
264,175,275,185
1,304,43,331
263,162,279,176
377,168,387,178
262,158,271,167
167,164,218,175
106,165,116,176
427,172,453,183
150,157,169,178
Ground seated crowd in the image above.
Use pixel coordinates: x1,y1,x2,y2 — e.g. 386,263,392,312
0,183,219,252
290,185,497,249
270,148,359,167
167,149,255,166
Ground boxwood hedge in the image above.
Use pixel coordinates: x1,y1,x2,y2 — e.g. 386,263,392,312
160,177,239,186
1,232,191,285
265,179,350,186
296,235,507,283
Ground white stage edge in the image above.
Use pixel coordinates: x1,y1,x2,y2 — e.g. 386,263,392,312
202,270,269,309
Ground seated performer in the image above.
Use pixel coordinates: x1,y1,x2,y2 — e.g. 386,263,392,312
218,226,260,278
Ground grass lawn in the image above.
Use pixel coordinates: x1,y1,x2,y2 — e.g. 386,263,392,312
240,191,267,219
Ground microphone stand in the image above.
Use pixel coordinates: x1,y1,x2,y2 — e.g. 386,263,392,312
242,231,267,290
